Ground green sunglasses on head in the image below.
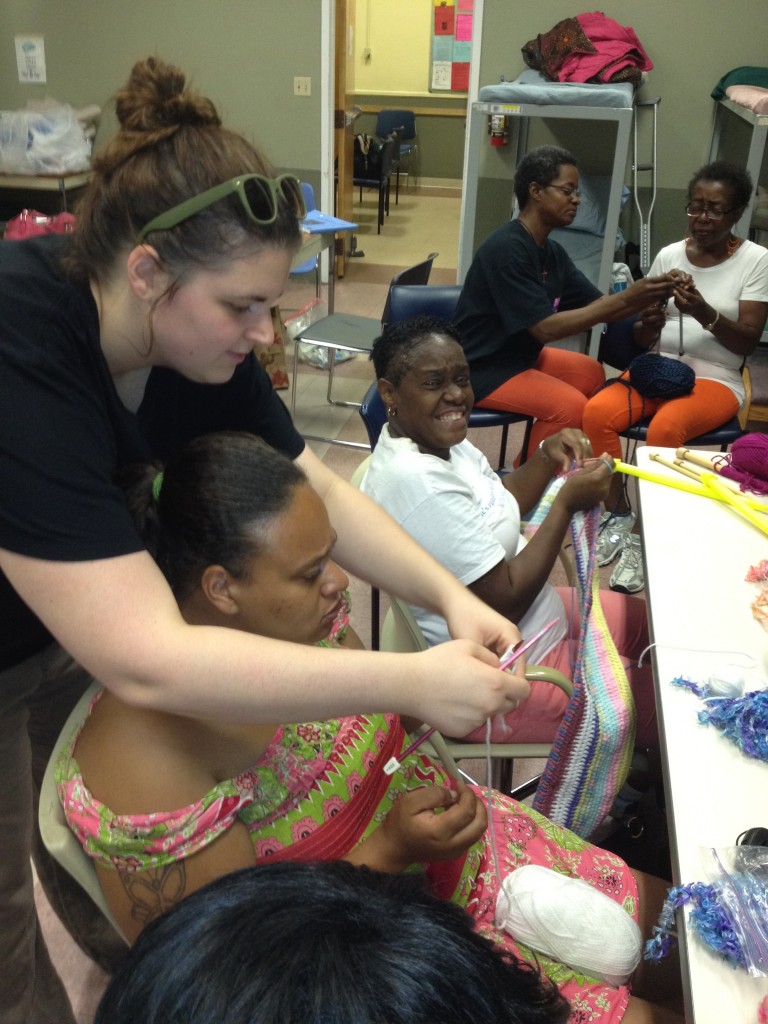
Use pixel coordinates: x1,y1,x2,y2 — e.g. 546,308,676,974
137,173,306,243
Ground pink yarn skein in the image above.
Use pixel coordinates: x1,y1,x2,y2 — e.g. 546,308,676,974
714,434,768,495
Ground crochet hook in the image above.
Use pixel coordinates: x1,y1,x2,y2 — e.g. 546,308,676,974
383,618,560,776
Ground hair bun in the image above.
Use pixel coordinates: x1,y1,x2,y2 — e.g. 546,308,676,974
115,56,221,134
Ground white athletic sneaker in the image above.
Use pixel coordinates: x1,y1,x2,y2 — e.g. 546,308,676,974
610,535,645,594
595,511,636,567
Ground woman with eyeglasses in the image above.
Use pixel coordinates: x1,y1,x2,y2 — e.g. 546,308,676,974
582,161,768,589
0,57,525,1024
454,145,678,464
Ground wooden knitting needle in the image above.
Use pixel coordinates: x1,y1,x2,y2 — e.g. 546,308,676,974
649,454,768,513
675,447,723,472
649,452,701,482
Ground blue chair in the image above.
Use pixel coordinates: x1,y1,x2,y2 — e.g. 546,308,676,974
289,182,320,297
600,318,748,449
375,109,417,191
382,284,534,467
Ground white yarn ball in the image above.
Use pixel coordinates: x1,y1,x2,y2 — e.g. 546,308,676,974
707,667,745,699
495,864,642,987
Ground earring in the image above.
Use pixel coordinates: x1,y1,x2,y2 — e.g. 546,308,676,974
387,405,396,417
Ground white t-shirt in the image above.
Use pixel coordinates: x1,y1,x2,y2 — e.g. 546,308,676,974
650,238,768,407
361,427,566,658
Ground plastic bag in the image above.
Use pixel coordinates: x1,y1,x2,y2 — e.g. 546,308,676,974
0,100,91,175
284,299,355,369
646,845,768,976
709,845,768,976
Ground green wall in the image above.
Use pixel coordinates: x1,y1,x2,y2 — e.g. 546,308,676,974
0,0,323,182
474,0,767,254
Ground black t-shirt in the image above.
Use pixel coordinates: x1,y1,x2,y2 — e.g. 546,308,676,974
454,220,602,401
0,235,304,669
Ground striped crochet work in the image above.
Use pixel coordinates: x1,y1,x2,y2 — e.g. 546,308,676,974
524,477,636,837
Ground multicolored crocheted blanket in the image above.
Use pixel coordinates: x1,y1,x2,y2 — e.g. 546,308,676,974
524,476,636,837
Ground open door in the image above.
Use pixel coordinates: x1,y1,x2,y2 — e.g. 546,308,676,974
333,0,357,278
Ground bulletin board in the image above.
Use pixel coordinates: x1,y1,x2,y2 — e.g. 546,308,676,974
430,0,473,93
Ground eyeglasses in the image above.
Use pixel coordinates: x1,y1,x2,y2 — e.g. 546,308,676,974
685,203,738,221
137,173,307,242
544,184,581,199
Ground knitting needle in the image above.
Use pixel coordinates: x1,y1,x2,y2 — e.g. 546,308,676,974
649,454,768,513
699,472,768,536
382,618,560,775
676,447,722,472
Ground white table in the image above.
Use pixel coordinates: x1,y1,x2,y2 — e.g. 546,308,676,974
637,447,768,1022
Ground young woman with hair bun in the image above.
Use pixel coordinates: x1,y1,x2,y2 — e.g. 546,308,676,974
0,56,523,1023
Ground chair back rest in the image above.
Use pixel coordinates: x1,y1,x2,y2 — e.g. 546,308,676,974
381,594,429,653
376,109,416,140
359,382,388,449
739,364,752,431
598,316,641,371
39,682,130,944
378,135,396,178
381,253,438,326
387,284,462,325
300,181,317,213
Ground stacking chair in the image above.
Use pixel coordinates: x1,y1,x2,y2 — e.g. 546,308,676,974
353,134,396,234
375,109,417,191
383,284,535,468
39,682,130,945
291,253,438,442
381,593,572,794
600,318,751,449
288,182,321,298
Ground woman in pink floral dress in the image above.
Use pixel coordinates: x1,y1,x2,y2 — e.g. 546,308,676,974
57,431,682,1023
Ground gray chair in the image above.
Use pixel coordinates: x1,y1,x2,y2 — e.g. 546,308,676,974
291,253,438,447
380,592,572,794
39,682,130,945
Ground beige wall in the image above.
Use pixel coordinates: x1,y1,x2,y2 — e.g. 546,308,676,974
475,0,768,251
0,0,324,178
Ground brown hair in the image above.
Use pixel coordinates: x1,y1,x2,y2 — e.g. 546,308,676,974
63,57,301,284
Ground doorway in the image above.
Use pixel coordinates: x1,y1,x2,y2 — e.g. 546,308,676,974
323,0,486,277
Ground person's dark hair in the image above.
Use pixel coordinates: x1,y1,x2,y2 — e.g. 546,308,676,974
371,314,463,384
95,861,569,1024
63,56,301,285
514,145,578,210
120,431,306,602
687,160,753,211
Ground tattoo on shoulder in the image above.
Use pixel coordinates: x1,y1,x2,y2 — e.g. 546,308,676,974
119,862,188,925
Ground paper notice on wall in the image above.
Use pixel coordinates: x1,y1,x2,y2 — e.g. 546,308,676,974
431,61,452,91
15,36,47,83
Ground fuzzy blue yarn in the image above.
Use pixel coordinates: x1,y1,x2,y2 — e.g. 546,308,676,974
670,679,768,762
644,882,746,969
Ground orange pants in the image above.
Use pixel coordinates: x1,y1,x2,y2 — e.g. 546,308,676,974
582,375,739,460
477,348,605,462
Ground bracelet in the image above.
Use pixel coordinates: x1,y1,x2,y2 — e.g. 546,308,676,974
703,310,720,332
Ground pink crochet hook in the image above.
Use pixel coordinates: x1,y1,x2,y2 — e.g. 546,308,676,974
383,617,560,775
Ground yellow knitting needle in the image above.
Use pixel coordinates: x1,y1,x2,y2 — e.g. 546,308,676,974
699,471,768,536
650,454,768,513
613,459,768,534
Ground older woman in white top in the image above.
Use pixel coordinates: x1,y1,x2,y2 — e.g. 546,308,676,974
361,316,658,747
